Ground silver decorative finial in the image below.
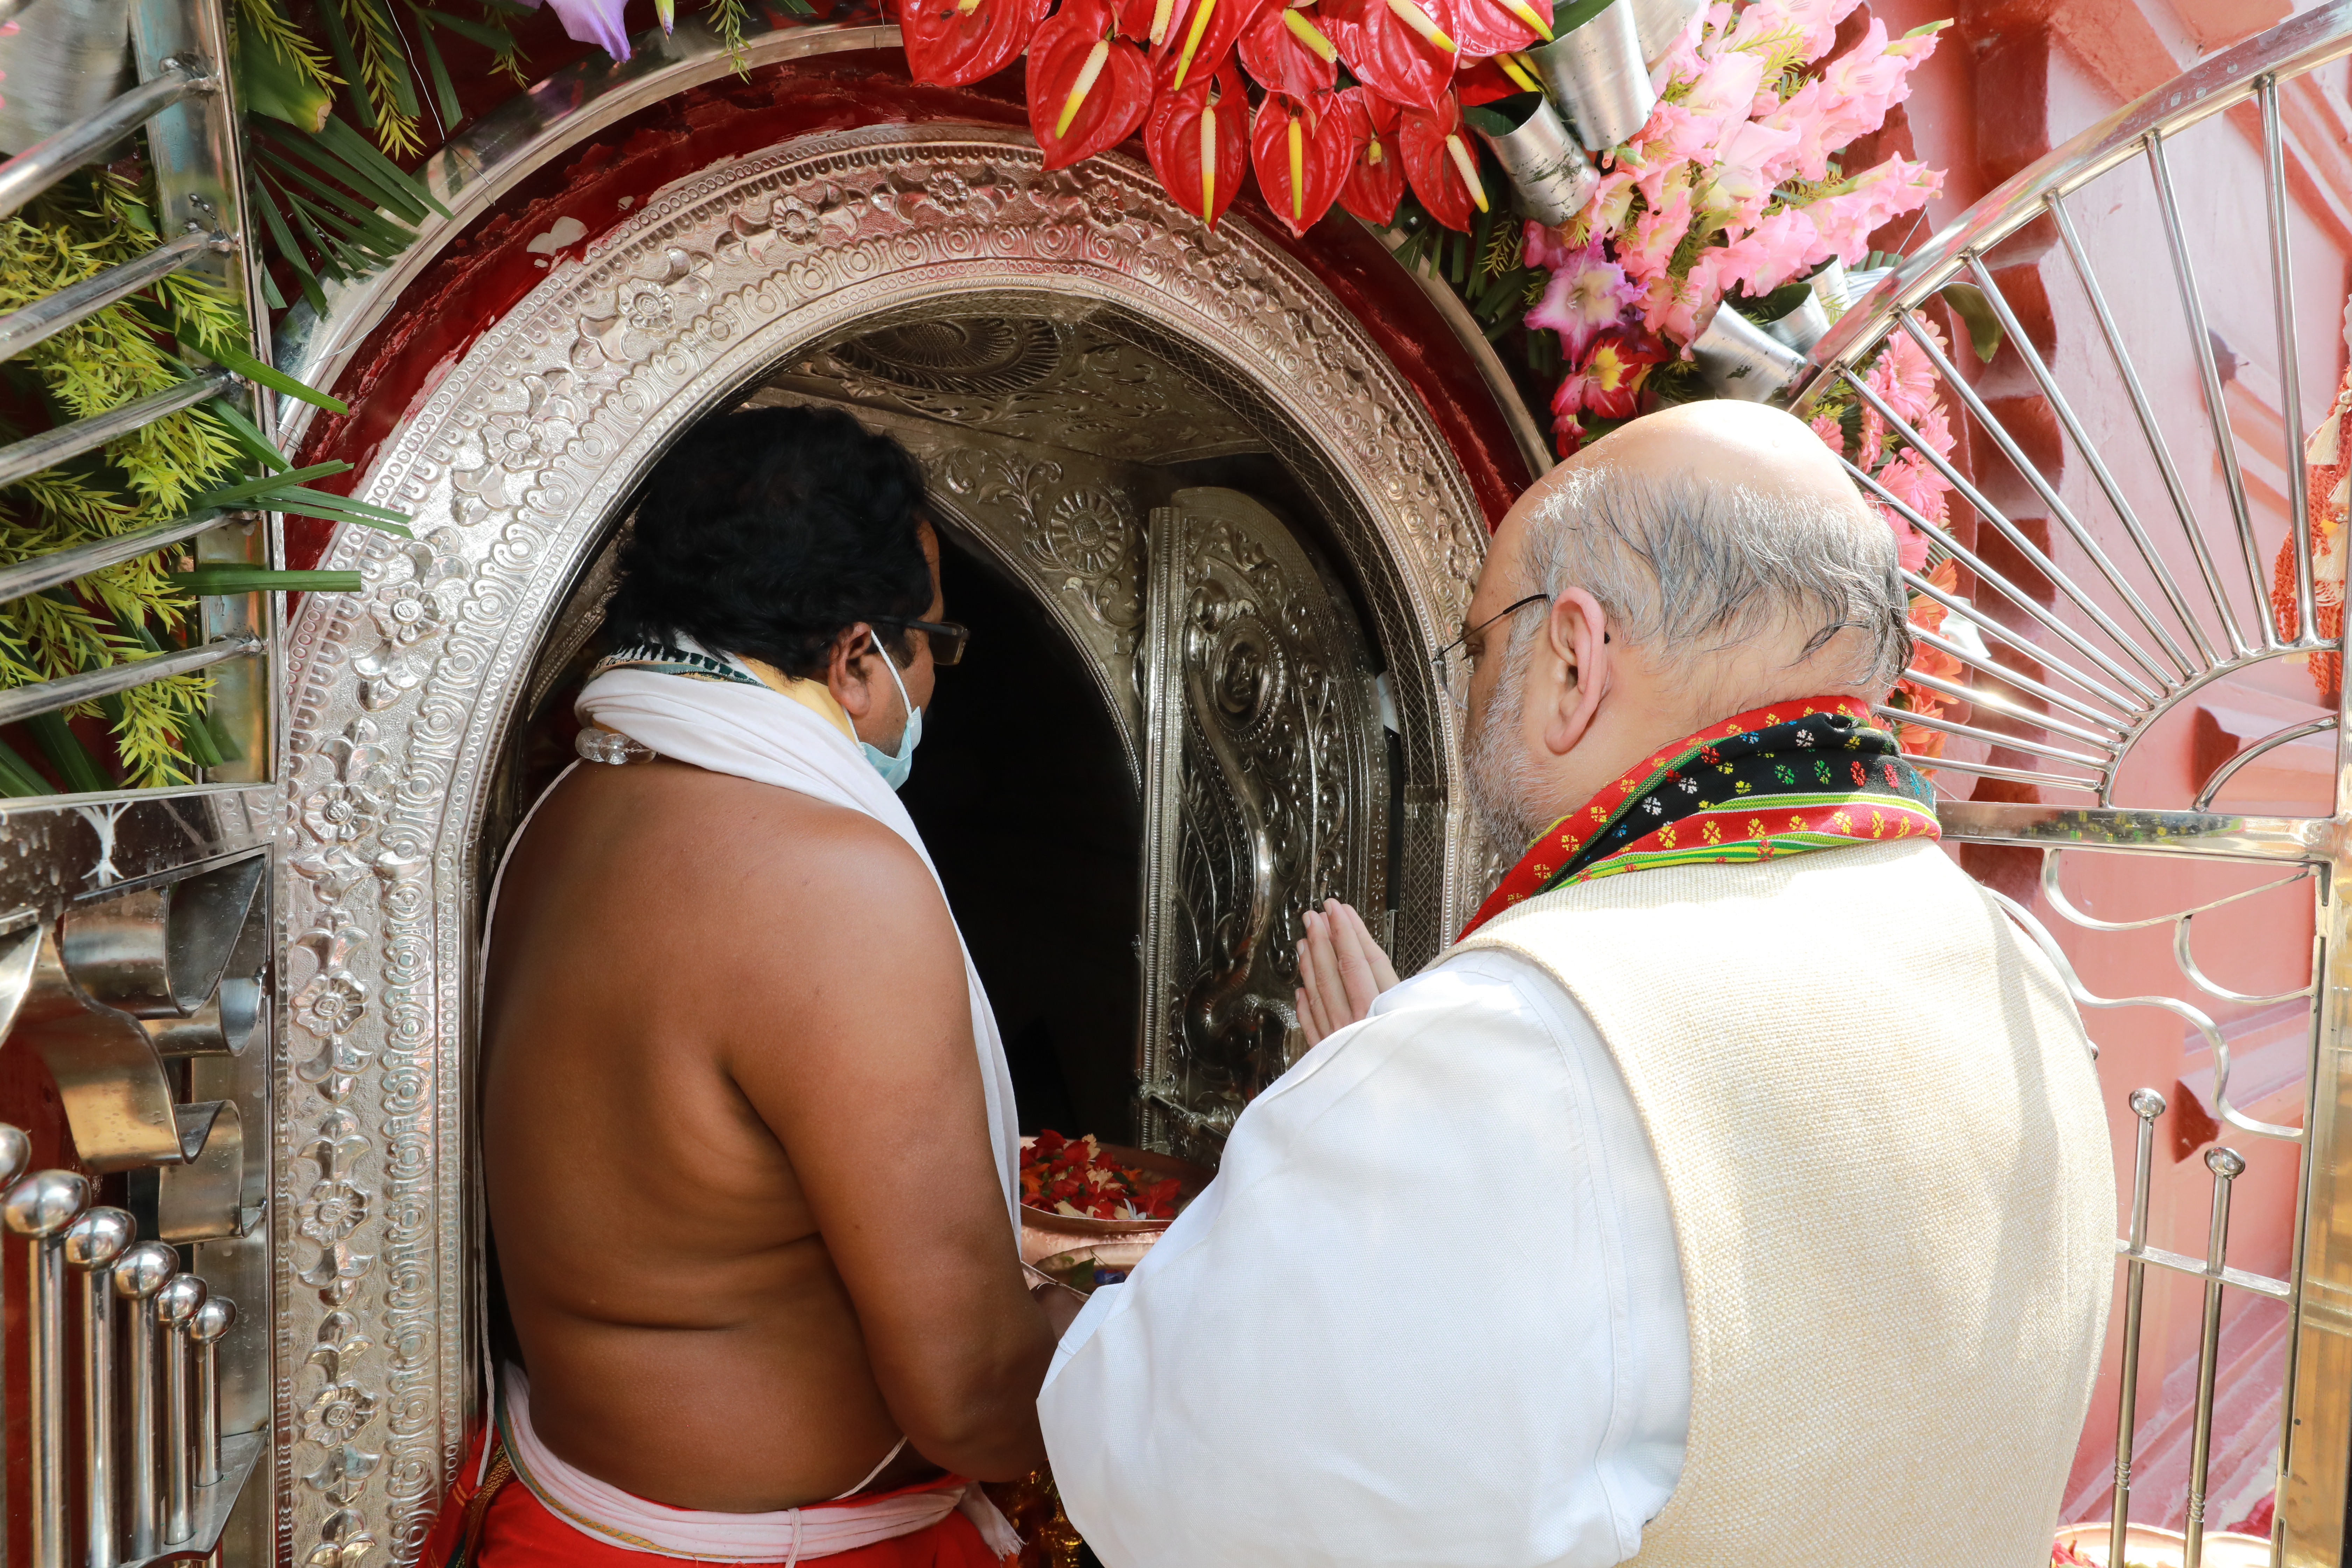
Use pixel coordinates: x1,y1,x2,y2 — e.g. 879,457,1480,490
154,1274,206,1329
110,1242,176,1301
0,1121,30,1188
2128,1087,2167,1120
3,1170,90,1239
2206,1147,2246,1180
62,1207,136,1270
188,1297,234,1344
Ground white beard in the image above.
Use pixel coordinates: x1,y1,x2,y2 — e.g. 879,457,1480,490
1463,651,1556,853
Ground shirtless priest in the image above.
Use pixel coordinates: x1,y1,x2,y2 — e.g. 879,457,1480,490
1037,402,2115,1567
425,407,1053,1568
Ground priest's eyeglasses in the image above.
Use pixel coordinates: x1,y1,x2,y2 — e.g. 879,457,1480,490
1430,594,1547,713
873,617,971,667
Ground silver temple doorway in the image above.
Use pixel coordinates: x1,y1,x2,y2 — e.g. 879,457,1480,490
499,305,1401,1162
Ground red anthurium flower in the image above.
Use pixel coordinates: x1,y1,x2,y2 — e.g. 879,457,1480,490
1144,59,1251,227
1334,86,1405,223
1452,53,1526,105
1559,326,1672,420
1029,0,1153,169
1399,93,1489,230
1150,0,1273,92
1237,2,1338,96
1250,92,1349,237
1446,0,1546,55
1325,0,1455,111
903,0,1050,86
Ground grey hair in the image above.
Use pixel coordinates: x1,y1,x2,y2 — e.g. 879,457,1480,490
1508,465,1912,694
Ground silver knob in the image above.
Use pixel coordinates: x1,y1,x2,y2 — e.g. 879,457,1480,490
2128,1087,2167,1121
110,1243,176,1302
0,1121,30,1188
188,1297,233,1345
63,1208,136,1272
154,1274,206,1330
3,1170,91,1239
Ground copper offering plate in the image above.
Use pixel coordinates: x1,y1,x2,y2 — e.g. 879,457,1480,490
1018,1140,1210,1266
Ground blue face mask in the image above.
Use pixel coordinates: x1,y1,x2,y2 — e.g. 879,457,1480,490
860,634,922,791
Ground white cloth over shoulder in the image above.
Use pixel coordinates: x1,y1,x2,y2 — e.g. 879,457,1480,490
574,645,1019,1220
1037,949,1690,1568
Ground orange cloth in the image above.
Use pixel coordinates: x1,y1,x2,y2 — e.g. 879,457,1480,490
423,1428,1011,1568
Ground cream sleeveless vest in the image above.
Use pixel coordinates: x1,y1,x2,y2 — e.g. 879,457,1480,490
1453,838,2112,1566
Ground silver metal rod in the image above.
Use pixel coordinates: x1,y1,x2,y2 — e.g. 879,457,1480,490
1906,753,2103,794
1844,367,2173,699
155,1273,205,1542
1868,704,2114,768
0,366,238,489
1961,253,2221,668
2144,133,2269,645
2046,190,2248,656
5,1170,92,1568
2196,718,2337,811
2259,76,2315,645
2111,1088,2165,1566
1900,566,2140,718
188,1297,233,1486
1903,626,2130,737
64,1209,135,1568
1896,309,2197,679
1844,452,2156,710
0,507,230,607
0,229,229,362
2185,1146,2246,1567
111,1242,175,1558
0,632,260,729
0,58,208,223
1889,660,2124,748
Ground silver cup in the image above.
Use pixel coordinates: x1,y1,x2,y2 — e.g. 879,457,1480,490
1472,97,1600,226
1526,0,1656,153
1691,302,1807,402
1628,0,1703,65
1763,288,1832,354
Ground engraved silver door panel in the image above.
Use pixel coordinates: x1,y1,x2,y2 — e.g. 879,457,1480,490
1139,487,1387,1157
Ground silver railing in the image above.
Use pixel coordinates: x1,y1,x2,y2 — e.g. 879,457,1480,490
1797,3,2352,1562
0,0,279,772
0,0,281,1557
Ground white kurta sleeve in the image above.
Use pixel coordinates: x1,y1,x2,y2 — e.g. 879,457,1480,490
1036,951,1689,1568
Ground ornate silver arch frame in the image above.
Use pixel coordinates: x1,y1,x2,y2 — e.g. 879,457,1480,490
275,122,1487,1566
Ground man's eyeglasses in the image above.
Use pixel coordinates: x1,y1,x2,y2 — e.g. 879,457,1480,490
873,617,972,667
1429,594,1548,712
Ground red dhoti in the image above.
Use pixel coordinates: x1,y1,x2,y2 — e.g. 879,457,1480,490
424,1424,1013,1568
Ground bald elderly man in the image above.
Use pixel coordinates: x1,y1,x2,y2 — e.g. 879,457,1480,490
1036,403,2113,1567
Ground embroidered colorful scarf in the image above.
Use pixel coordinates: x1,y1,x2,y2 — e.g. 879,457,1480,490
1458,696,1941,939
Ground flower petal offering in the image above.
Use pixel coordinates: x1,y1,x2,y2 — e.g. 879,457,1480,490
1021,1130,1187,1222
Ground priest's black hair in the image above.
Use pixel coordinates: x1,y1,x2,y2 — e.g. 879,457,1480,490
603,404,933,678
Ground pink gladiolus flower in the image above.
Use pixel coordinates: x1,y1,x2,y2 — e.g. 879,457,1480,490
1637,272,1701,344
1809,412,1845,458
1766,19,1940,180
1620,185,1693,282
1803,153,1942,265
1522,219,1574,272
1693,208,1822,299
1681,47,1766,166
1527,238,1644,362
1715,0,1858,63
